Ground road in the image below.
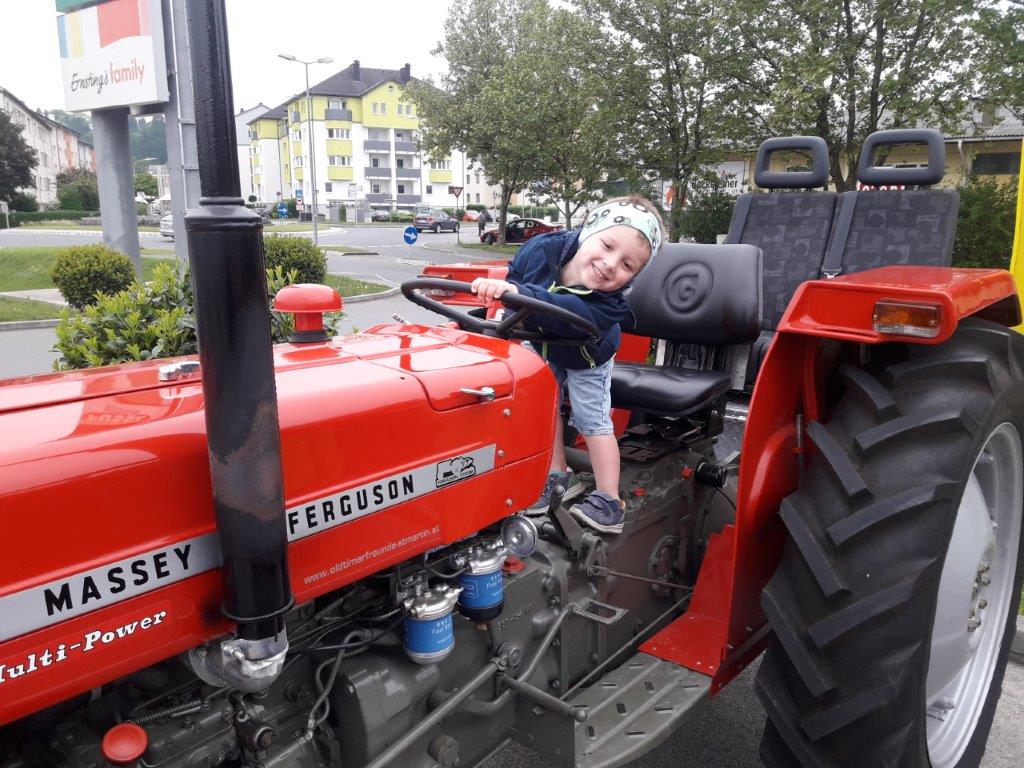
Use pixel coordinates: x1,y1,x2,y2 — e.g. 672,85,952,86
1,228,1021,766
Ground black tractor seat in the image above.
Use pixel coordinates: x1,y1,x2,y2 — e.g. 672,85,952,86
611,243,762,417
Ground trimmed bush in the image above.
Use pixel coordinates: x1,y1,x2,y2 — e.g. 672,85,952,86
9,192,39,212
8,209,99,227
952,174,1018,270
263,234,327,283
678,187,736,244
53,262,343,370
51,245,135,309
389,211,414,222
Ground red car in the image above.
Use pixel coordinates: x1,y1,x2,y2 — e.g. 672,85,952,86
479,217,562,245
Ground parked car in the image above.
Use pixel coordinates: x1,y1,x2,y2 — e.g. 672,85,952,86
370,209,391,222
414,210,460,233
479,217,561,245
159,214,174,240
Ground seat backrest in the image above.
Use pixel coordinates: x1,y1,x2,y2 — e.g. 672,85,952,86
625,243,761,347
726,136,836,330
822,129,959,277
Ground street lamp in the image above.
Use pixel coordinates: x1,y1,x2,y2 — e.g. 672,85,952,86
279,54,333,245
134,156,156,174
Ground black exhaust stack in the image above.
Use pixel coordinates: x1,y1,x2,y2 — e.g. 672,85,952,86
183,0,292,684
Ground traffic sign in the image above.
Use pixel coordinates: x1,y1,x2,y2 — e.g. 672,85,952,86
448,186,464,197
403,226,419,245
277,202,287,218
294,188,303,200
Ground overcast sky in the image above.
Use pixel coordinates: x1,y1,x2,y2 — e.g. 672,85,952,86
0,0,452,115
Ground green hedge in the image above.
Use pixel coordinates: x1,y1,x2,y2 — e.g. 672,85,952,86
263,234,327,283
53,262,343,370
51,245,135,310
7,210,99,227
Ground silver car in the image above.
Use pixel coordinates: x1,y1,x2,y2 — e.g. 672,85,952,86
160,214,174,240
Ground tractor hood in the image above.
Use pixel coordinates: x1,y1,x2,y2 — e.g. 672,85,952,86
0,325,555,724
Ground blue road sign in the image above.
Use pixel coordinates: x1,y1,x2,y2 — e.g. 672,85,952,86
403,226,419,245
294,188,303,200
277,203,287,218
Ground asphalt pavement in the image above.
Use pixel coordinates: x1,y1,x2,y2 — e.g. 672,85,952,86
1,227,1021,766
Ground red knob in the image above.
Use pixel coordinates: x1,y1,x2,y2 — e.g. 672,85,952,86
274,284,343,340
102,723,148,766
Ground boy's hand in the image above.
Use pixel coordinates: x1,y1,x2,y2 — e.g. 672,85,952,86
471,278,518,304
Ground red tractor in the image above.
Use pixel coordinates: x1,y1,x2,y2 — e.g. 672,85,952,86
1,9,1021,768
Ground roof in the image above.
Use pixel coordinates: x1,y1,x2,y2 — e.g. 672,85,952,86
946,106,1023,141
0,87,53,131
248,61,415,126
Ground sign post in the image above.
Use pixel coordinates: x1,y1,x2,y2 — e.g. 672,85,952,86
403,224,419,261
448,185,464,245
0,201,8,230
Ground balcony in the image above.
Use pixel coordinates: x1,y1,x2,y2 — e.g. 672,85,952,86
364,140,391,151
291,111,301,122
394,141,417,153
365,166,391,178
325,108,353,121
365,193,390,204
397,194,422,204
395,167,420,179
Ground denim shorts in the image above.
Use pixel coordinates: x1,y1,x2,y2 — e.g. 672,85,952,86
524,343,614,436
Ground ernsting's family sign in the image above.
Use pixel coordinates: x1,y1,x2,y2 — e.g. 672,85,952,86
56,0,168,112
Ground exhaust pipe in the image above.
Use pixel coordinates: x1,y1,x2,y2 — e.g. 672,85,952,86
183,0,292,690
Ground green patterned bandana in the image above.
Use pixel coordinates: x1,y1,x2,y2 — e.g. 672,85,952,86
579,200,663,269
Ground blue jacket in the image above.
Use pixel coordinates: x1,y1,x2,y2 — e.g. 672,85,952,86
506,229,632,369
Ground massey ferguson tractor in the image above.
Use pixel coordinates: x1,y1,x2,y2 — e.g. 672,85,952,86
1,5,1022,768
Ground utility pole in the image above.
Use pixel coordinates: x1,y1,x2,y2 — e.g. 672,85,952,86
279,54,332,246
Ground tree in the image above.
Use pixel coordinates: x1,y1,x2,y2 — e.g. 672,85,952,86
0,109,37,204
576,0,751,241
56,168,99,211
731,0,982,191
975,2,1024,120
678,181,737,243
406,0,553,244
134,172,158,198
129,116,168,164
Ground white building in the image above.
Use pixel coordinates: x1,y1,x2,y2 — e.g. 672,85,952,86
235,103,270,201
0,87,60,205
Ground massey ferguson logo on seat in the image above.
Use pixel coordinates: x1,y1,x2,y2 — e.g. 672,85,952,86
436,456,477,487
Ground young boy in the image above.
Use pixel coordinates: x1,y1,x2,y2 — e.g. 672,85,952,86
471,197,663,534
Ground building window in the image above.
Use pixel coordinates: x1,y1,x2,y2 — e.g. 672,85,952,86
372,103,378,114
396,158,404,168
474,173,480,184
466,174,470,184
429,159,451,170
292,130,301,141
397,104,404,116
397,184,406,194
371,157,380,167
328,155,351,166
327,128,351,139
973,153,1017,175
372,183,381,194
328,99,347,110
475,193,480,203
293,156,303,166
325,182,333,192
426,185,433,194
407,104,414,116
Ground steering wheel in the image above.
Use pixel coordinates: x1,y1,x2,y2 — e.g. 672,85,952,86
400,278,599,346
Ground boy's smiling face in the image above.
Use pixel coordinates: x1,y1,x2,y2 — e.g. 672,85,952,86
562,225,652,292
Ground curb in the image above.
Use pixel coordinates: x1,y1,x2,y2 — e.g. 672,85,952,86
327,250,381,257
0,319,60,331
1012,615,1024,665
344,286,401,304
5,229,163,238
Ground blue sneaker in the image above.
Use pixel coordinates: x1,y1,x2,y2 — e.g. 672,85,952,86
526,470,581,515
569,491,625,534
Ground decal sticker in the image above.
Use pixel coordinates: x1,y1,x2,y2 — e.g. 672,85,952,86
0,605,172,687
285,445,495,541
0,446,497,644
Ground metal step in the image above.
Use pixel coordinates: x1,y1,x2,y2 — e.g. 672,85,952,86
571,652,712,768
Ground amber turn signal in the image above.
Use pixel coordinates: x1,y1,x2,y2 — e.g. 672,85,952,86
872,300,942,338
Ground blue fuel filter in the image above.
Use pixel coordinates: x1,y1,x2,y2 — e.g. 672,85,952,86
457,541,507,622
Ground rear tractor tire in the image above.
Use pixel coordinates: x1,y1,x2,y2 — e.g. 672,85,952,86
756,319,1024,768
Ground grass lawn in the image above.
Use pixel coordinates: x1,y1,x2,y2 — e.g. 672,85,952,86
461,242,520,257
19,222,160,232
322,245,372,255
324,274,388,297
0,296,62,322
0,247,173,292
265,222,318,232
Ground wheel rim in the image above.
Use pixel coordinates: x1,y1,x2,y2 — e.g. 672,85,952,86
926,421,1022,767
